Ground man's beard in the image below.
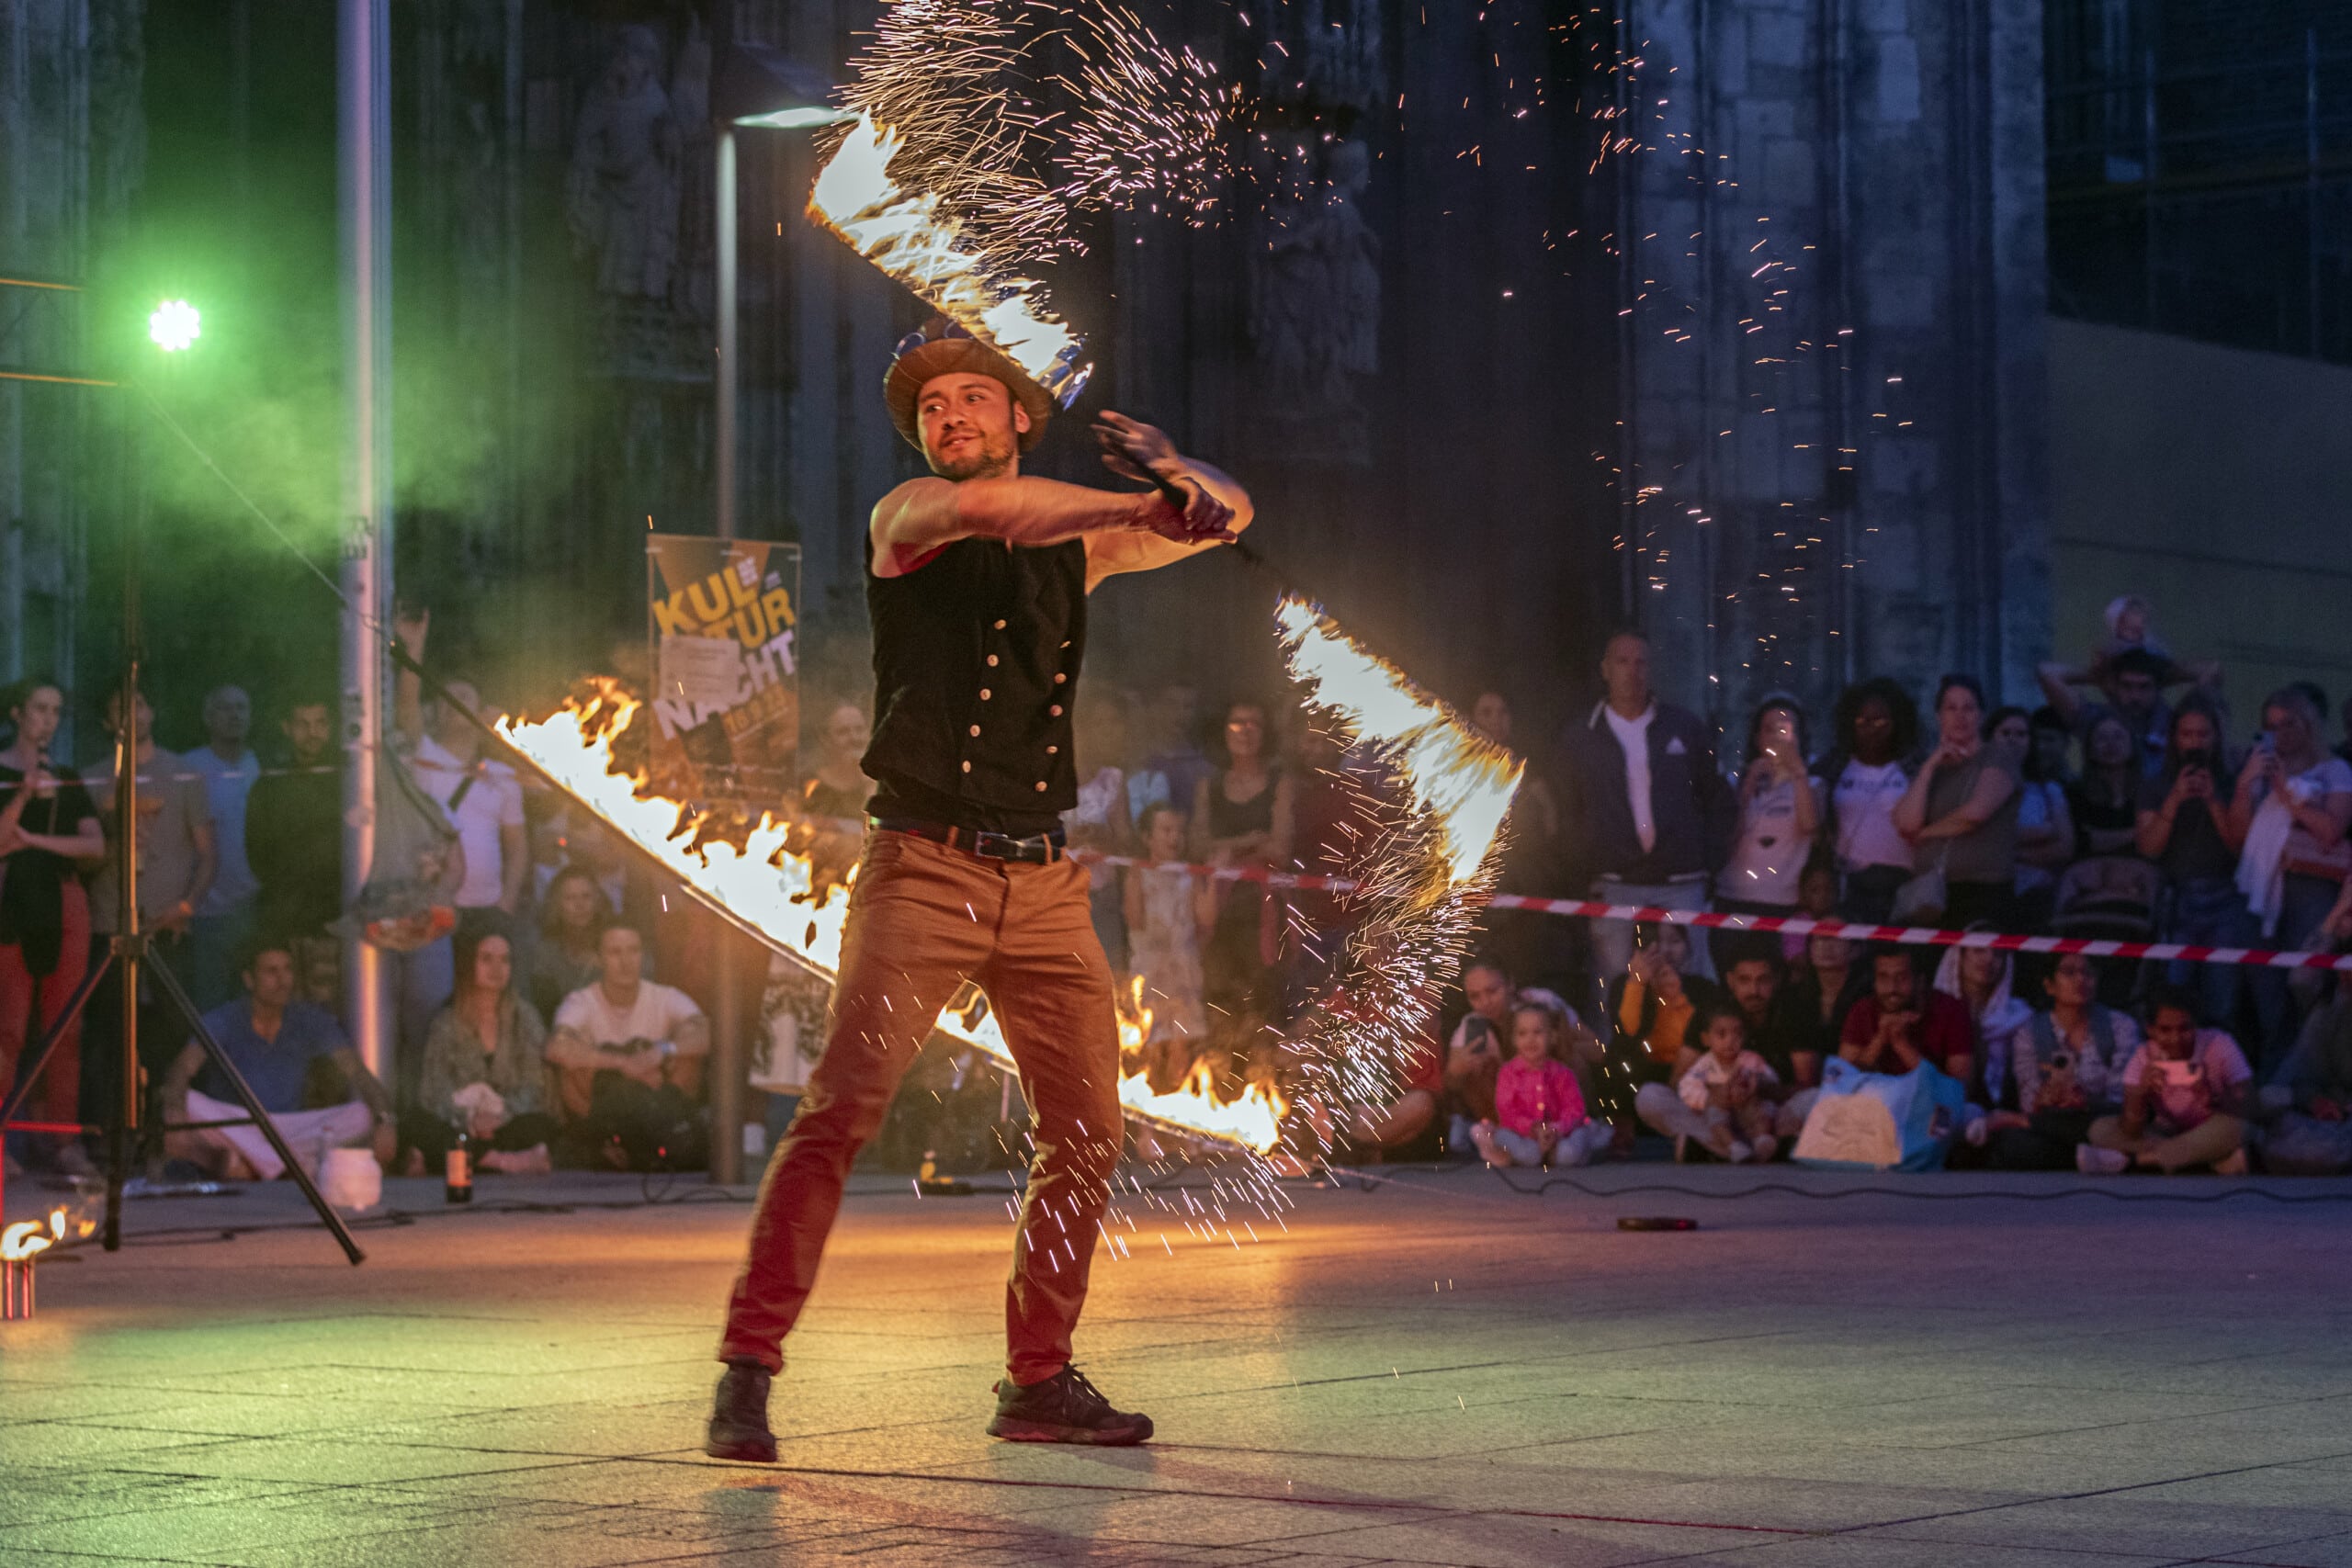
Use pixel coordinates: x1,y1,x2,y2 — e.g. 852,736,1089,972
928,426,1017,481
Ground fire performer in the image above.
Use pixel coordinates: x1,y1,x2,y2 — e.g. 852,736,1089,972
707,318,1252,1457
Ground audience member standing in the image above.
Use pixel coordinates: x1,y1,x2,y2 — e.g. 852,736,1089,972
1125,802,1211,1089
1894,675,2020,931
247,695,345,952
1,680,106,1175
1281,722,1366,1016
2229,686,2352,1073
1131,681,1213,824
394,610,527,1063
182,685,263,1010
2136,695,2249,1030
1065,692,1134,973
798,701,875,821
2007,706,2075,930
1821,678,1920,923
2068,711,2143,859
1713,697,1819,968
1192,700,1294,1089
2039,647,2177,779
1556,630,1730,995
1471,691,1565,987
85,686,217,1097
528,864,617,1021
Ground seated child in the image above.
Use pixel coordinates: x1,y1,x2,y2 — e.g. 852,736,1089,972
1470,999,1611,1168
1635,1001,1783,1163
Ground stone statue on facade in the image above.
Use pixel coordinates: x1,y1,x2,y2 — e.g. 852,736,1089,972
1250,137,1381,462
568,25,681,301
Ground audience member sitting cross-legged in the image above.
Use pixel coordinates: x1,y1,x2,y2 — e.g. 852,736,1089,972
548,919,710,1170
1470,997,1611,1168
1982,953,2140,1169
162,938,395,1180
1597,923,1726,1149
1635,1000,1783,1163
2079,987,2252,1175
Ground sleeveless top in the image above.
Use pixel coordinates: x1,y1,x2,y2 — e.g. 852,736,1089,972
1206,764,1282,842
864,535,1087,834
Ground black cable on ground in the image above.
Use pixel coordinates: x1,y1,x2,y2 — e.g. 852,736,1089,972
1321,1160,2352,1205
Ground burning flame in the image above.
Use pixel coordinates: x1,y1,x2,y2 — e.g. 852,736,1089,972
809,111,1092,408
1,1208,65,1262
496,685,1283,1153
1276,598,1522,891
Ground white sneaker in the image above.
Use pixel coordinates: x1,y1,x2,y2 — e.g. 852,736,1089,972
2075,1145,2129,1175
1964,1117,1989,1147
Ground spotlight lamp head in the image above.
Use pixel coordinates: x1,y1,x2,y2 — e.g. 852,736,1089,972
149,299,201,353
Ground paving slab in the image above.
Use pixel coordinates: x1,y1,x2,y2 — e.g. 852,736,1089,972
6,1164,2352,1565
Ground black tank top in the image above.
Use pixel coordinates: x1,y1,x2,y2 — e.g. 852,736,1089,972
863,535,1087,835
1206,765,1282,841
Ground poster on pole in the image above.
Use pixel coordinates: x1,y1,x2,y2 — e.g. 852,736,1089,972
644,534,801,807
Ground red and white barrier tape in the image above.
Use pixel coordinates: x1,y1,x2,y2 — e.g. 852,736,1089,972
1057,849,2352,975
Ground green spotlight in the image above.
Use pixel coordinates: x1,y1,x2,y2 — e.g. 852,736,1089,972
148,299,201,353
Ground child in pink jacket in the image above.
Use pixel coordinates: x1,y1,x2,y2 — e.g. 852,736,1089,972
1472,1001,1612,1168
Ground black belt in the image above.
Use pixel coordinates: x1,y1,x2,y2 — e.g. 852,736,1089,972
870,817,1066,864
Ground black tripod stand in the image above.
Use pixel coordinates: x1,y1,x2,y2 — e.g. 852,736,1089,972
0,491,362,1265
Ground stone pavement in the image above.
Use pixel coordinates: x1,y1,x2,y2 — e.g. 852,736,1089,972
5,1163,2352,1566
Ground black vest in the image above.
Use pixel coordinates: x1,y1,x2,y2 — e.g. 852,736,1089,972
863,536,1087,831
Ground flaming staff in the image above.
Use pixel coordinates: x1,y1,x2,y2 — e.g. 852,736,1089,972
1272,603,1526,1125
495,689,1286,1154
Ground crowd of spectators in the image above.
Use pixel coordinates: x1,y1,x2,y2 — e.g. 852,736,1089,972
0,609,728,1182
7,588,2352,1183
1383,594,2352,1177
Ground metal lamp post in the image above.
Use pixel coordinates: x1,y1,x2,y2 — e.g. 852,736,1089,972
706,45,850,1183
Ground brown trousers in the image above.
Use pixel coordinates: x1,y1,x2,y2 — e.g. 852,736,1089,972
718,830,1122,1384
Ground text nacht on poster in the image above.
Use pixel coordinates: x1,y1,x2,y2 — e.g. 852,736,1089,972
645,534,802,806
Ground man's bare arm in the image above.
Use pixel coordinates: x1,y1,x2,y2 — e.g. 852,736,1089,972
1085,457,1256,588
871,474,1160,566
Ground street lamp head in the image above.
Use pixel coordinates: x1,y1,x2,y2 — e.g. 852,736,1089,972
714,43,842,132
149,299,201,353
734,106,856,130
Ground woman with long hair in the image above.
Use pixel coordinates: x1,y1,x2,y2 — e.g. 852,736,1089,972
1713,696,1819,968
1895,674,2022,931
2231,686,2352,1070
2069,710,2142,858
2005,705,2075,931
411,919,559,1174
1191,700,1295,1091
1820,677,1920,923
0,678,106,1176
528,863,616,1021
2137,694,2247,1032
